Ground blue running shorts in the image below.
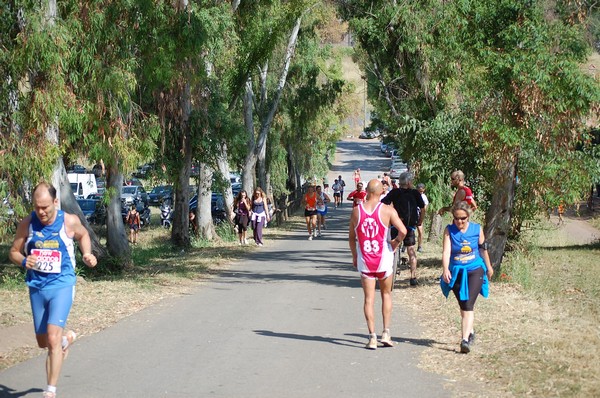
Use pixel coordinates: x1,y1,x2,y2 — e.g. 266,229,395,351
29,285,75,334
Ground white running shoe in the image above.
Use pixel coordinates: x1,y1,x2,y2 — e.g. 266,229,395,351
308,235,313,241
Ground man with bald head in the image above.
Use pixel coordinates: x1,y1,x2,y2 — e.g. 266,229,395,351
438,170,477,215
349,179,407,349
9,182,97,398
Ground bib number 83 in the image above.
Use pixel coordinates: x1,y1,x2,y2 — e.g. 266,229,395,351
363,240,380,253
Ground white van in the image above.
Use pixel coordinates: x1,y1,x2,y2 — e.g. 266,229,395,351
68,173,98,199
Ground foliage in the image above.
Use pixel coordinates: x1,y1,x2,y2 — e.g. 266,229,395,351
340,0,600,239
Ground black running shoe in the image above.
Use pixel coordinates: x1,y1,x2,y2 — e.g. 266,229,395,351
468,332,476,345
460,339,470,353
409,278,418,286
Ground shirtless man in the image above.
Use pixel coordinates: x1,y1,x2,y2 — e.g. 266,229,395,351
349,179,407,349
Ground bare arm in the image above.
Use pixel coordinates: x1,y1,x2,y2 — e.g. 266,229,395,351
9,215,33,268
65,213,97,267
441,227,452,283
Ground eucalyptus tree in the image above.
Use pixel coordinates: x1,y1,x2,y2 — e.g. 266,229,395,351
230,0,315,195
340,0,600,270
135,0,234,246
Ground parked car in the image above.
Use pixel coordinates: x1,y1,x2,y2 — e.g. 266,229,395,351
96,177,106,194
67,164,87,174
189,193,227,223
121,185,149,206
389,162,409,179
148,185,173,206
124,177,144,187
76,198,102,224
359,131,376,139
134,163,155,178
231,182,242,197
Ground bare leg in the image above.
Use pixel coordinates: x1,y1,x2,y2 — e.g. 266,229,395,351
407,245,417,279
379,276,393,330
38,324,65,388
361,277,376,333
460,310,475,341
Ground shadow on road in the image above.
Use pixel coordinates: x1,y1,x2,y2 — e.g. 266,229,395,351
0,385,43,398
216,269,362,289
253,330,364,349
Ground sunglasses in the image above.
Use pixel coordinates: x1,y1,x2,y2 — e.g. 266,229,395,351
453,216,468,221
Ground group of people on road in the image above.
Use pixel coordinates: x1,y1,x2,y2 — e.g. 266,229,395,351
348,168,492,354
7,167,491,397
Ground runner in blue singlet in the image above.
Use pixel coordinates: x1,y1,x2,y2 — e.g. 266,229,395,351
9,182,97,398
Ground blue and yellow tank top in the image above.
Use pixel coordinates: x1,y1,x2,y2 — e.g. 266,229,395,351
25,210,76,289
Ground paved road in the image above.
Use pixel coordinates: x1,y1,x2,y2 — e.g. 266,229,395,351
0,139,445,397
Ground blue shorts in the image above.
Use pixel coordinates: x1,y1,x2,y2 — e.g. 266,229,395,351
317,207,328,216
29,285,75,334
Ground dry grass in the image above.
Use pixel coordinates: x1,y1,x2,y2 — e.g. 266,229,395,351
395,214,600,397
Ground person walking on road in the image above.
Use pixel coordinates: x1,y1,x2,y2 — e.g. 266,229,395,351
9,182,98,398
337,175,346,206
353,169,362,187
251,187,270,246
381,172,425,286
349,179,407,350
416,183,429,252
438,170,477,215
315,185,331,236
441,201,493,354
303,185,318,240
347,181,367,207
233,190,252,245
332,178,342,208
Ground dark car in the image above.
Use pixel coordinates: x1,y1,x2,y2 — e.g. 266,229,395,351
189,193,227,223
134,163,155,178
76,198,106,224
67,164,87,174
148,185,173,206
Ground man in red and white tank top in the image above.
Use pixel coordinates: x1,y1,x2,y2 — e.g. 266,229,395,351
349,179,407,349
438,170,478,215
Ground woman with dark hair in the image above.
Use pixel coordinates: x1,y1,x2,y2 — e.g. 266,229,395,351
441,201,493,354
250,187,270,246
233,190,251,245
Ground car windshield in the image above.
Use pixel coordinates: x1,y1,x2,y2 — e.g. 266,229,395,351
77,200,96,211
151,186,164,194
122,186,137,194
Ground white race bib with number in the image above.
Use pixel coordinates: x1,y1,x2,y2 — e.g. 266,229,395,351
31,249,62,274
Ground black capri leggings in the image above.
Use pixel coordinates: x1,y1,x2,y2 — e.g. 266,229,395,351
452,267,484,311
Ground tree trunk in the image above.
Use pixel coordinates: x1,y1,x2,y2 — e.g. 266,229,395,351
216,143,235,222
57,159,106,259
254,17,302,189
242,78,256,194
171,134,192,248
427,212,444,243
484,156,518,273
106,166,131,269
198,162,216,240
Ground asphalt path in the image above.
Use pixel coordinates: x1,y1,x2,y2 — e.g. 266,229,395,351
0,139,446,397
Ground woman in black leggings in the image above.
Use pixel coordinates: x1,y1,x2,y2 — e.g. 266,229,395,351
441,202,493,353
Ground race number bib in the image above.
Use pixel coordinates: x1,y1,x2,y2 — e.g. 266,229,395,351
363,240,380,253
31,249,62,274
